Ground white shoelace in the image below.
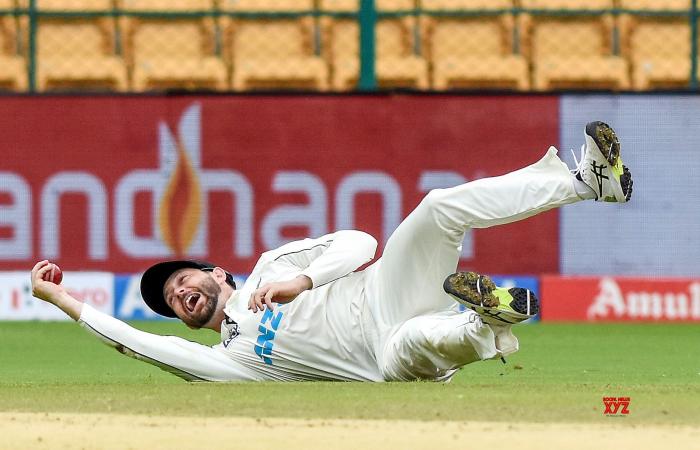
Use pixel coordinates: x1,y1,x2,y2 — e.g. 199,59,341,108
526,289,531,316
569,144,586,176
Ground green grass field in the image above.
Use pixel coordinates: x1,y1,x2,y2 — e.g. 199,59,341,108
1,321,698,425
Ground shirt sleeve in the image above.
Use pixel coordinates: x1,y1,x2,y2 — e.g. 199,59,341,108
78,304,259,382
262,230,378,288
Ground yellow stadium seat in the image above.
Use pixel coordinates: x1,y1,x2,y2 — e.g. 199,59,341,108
521,0,629,91
422,0,528,90
321,0,428,90
122,0,227,91
29,0,126,91
0,1,26,90
619,0,690,90
221,0,328,91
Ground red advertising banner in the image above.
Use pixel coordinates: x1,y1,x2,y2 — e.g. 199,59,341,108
1,95,559,274
541,276,700,322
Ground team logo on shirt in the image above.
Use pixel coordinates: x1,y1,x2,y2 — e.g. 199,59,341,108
222,317,240,348
255,308,284,365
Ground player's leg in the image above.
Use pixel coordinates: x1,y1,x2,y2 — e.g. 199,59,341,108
379,309,518,381
365,146,578,331
366,121,632,331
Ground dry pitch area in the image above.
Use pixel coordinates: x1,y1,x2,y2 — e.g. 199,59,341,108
2,413,699,450
1,322,698,449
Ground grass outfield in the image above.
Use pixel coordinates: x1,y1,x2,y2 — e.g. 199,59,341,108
1,321,698,425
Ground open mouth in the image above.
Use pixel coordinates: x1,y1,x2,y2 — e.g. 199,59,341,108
184,292,201,313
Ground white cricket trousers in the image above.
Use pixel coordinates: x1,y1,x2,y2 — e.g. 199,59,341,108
364,147,582,381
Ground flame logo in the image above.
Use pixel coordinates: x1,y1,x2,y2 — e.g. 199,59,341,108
157,132,202,256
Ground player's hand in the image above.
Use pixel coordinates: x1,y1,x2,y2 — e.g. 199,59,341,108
30,260,67,304
248,275,312,313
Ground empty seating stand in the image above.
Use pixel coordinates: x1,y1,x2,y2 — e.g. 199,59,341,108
620,0,690,90
223,0,328,91
0,0,25,90
422,0,529,90
1,0,697,92
123,0,226,91
521,0,630,91
32,0,127,91
322,0,429,90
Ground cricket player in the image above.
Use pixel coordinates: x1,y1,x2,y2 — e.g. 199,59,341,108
31,121,633,382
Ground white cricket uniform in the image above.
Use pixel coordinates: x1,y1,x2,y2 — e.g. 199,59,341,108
79,148,581,382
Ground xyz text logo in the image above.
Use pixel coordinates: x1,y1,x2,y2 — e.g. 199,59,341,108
603,396,631,416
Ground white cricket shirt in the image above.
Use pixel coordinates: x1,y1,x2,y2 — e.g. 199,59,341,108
79,230,383,382
218,230,383,381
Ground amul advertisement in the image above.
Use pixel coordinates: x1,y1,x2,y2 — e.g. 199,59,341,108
541,276,700,322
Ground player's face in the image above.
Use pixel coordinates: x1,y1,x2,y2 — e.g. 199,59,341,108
163,268,221,329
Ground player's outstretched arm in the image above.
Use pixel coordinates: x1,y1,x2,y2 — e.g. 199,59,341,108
30,260,257,382
78,304,258,381
30,260,83,321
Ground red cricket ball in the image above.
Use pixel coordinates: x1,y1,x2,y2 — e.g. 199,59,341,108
43,263,63,285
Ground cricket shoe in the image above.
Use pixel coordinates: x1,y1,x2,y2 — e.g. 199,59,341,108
572,121,633,203
443,272,539,325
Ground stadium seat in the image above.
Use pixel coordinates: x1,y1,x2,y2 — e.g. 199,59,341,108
222,0,328,91
321,0,428,90
122,0,227,91
422,0,529,90
0,0,26,91
619,0,690,90
520,0,630,91
30,0,127,91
